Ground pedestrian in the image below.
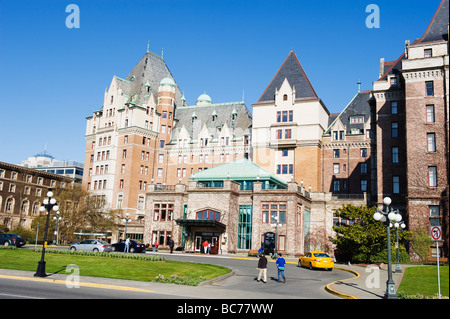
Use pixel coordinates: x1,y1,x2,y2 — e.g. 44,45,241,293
169,238,174,253
257,245,264,257
256,253,268,283
202,240,209,254
124,237,130,253
276,253,286,283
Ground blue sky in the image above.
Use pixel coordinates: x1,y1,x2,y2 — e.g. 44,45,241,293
0,0,442,165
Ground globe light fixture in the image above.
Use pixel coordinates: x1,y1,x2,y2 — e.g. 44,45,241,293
373,197,398,299
34,189,60,277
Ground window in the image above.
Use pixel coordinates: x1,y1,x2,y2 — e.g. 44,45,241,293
391,122,398,138
426,105,435,122
350,116,364,124
276,129,282,139
153,203,174,222
196,209,221,221
162,111,167,119
289,110,293,122
282,149,288,157
391,101,398,114
424,49,432,58
160,140,165,148
360,163,367,174
427,133,436,152
157,168,163,177
333,163,340,174
282,111,288,122
283,94,288,101
428,166,437,187
393,176,400,194
285,129,291,139
426,81,434,96
122,150,127,158
360,148,367,158
361,180,367,192
333,180,340,192
238,205,252,250
390,77,398,87
333,149,340,158
392,147,399,163
429,205,440,226
261,203,286,224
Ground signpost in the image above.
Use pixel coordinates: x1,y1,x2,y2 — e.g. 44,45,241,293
430,226,442,299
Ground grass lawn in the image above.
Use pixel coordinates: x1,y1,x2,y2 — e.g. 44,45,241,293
0,249,230,285
398,265,449,298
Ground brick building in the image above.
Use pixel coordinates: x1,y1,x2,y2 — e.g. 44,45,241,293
371,0,449,260
0,161,74,231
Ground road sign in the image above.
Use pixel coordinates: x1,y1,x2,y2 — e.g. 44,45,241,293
430,226,442,241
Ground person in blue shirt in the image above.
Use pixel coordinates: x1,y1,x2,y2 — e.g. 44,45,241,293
276,253,286,283
257,245,264,257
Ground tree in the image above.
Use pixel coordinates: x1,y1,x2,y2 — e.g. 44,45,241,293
330,205,412,263
31,185,118,244
410,223,433,262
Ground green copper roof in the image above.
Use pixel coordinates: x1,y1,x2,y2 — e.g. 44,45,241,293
189,158,287,186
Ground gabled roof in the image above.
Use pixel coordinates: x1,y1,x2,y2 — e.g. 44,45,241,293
325,91,371,134
415,0,449,44
189,158,287,186
121,51,184,107
257,50,318,103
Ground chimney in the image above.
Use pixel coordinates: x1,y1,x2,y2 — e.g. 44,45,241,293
379,58,385,79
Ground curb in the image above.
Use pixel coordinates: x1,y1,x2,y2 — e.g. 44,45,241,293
325,266,360,299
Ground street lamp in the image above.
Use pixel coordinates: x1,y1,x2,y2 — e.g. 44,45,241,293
391,211,406,273
271,216,281,259
34,190,59,277
52,215,62,245
122,213,131,240
373,196,400,299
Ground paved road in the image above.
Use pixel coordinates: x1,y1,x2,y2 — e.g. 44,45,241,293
0,250,351,300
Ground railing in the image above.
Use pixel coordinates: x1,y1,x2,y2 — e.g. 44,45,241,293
154,185,176,191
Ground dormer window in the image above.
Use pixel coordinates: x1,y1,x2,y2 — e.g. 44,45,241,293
283,94,288,101
212,114,217,122
424,48,432,58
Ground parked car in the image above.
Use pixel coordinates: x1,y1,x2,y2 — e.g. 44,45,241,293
298,251,334,271
0,233,26,247
69,239,112,252
111,239,146,253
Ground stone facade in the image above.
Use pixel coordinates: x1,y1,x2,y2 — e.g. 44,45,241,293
144,179,311,256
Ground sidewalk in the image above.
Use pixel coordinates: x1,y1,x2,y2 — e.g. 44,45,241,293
326,263,411,299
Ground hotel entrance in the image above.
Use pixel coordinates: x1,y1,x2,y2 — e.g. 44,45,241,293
195,233,220,254
176,219,226,254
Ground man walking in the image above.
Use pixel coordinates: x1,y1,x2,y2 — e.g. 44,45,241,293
276,253,286,283
256,253,268,283
124,237,130,253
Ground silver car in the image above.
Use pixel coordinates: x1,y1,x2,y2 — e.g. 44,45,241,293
69,239,112,252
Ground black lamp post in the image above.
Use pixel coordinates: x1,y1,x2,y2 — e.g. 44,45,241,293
34,190,59,277
373,196,402,299
392,211,406,273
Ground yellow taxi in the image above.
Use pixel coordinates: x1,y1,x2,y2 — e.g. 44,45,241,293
298,251,334,271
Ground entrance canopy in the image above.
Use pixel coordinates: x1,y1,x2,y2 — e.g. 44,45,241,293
175,219,226,232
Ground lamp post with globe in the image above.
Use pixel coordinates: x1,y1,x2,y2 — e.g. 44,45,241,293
373,197,402,299
34,190,60,277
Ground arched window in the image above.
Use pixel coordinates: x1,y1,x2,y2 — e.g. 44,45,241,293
5,198,14,213
196,209,221,221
